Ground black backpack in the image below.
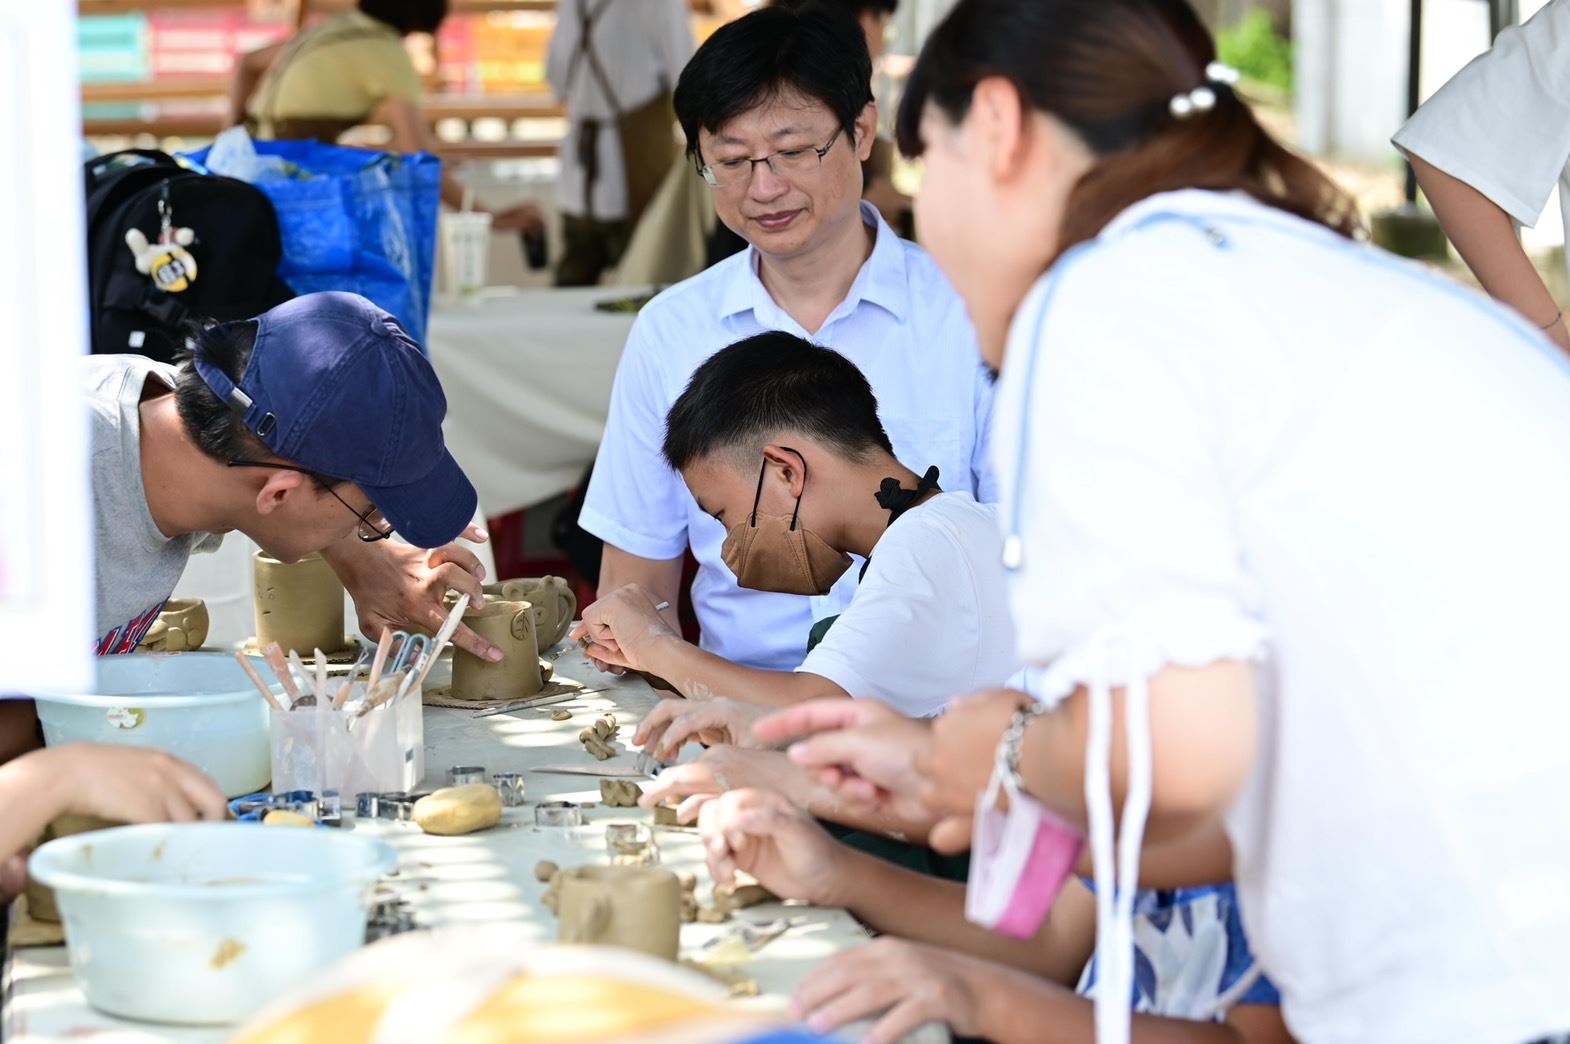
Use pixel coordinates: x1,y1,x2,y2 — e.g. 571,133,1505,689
84,149,294,362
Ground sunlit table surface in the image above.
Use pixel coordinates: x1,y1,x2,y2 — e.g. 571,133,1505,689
2,646,946,1043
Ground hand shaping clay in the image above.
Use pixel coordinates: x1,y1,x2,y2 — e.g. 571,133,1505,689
598,779,643,807
413,784,504,836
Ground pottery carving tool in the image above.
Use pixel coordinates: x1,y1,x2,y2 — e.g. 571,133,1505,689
260,642,302,706
408,593,470,693
469,685,614,718
313,649,328,703
235,652,287,713
529,764,650,779
365,628,396,692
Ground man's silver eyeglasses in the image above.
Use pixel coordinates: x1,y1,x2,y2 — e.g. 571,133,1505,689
697,128,844,188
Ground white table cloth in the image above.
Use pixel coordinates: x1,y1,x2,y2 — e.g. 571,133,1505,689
427,287,643,517
2,649,944,1041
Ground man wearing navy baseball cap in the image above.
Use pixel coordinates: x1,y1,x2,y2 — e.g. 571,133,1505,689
2,291,502,761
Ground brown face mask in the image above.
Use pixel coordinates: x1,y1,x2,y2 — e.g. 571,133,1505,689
720,449,852,597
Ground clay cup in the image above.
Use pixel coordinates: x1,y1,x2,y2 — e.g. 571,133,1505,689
253,551,345,656
450,599,545,701
487,576,577,649
555,865,681,960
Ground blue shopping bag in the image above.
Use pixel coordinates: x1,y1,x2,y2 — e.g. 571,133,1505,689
182,140,440,348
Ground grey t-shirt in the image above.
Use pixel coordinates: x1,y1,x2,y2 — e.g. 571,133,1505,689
88,356,222,653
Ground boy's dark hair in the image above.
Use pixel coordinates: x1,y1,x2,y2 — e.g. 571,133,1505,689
663,333,894,472
774,0,899,16
358,0,448,35
673,4,873,164
173,321,270,465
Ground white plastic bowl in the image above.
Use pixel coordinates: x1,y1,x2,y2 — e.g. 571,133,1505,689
33,652,277,796
29,822,394,1025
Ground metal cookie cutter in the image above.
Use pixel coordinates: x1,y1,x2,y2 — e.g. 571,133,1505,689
535,801,583,828
491,772,526,807
363,792,429,823
606,821,658,867
448,765,487,786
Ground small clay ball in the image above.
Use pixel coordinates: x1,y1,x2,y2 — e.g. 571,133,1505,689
534,860,559,883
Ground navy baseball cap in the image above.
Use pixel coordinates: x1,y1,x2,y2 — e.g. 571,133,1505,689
193,292,477,549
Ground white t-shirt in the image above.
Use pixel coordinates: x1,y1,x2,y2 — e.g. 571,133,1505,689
995,189,1570,1043
580,203,996,672
545,0,694,220
797,492,1015,717
1393,0,1570,285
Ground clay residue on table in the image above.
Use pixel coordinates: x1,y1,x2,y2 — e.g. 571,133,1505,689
211,937,246,969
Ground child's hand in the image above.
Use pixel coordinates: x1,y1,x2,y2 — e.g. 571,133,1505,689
791,937,993,1043
692,787,849,907
633,697,768,760
47,744,227,824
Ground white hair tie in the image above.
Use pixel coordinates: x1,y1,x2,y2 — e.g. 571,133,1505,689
1169,61,1240,120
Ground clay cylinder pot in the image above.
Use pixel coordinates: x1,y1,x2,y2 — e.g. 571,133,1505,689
486,576,577,649
450,599,545,701
556,865,681,960
253,552,345,656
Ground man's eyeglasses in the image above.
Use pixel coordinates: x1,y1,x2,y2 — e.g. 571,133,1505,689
226,460,393,542
697,128,844,188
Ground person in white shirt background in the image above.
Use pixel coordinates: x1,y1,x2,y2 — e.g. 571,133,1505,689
578,2,994,676
545,0,695,285
1394,0,1570,355
705,1,1570,1042
569,332,1013,824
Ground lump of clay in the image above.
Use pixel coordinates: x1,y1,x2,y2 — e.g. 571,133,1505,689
579,726,615,761
714,882,776,914
413,784,503,836
598,779,642,808
550,709,572,721
652,802,683,828
262,810,314,827
534,860,559,883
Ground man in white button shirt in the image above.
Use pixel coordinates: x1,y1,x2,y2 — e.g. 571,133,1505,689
545,0,695,286
579,3,994,673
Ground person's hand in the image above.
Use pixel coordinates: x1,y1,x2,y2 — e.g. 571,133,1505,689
694,787,850,907
0,853,26,904
638,746,817,820
633,697,769,760
755,699,936,823
791,938,992,1044
919,689,1033,853
569,584,679,674
47,744,228,824
327,525,498,662
488,202,545,235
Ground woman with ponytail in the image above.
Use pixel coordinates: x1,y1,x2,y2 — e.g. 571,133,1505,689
744,1,1570,1041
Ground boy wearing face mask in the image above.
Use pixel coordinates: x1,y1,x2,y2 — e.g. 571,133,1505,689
572,332,1015,717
